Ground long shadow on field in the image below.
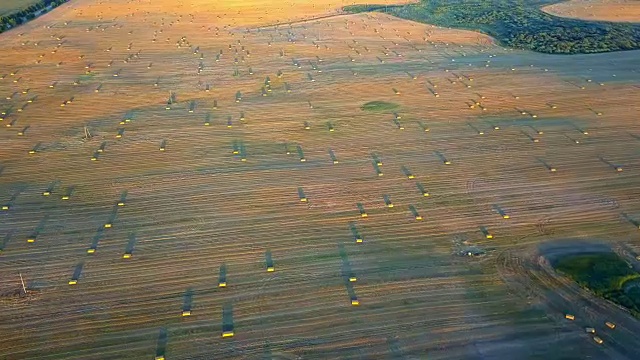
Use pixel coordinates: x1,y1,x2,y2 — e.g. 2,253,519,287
183,288,194,314
492,204,509,219
219,264,227,287
29,215,50,242
348,223,362,244
222,302,234,335
2,186,26,210
156,328,168,359
535,157,555,171
265,250,275,271
71,262,84,282
416,183,428,197
343,276,358,305
43,180,59,196
118,190,128,205
338,243,356,280
1,229,15,252
89,227,104,252
621,212,640,229
328,149,338,164
124,232,137,256
297,187,307,202
356,203,368,218
597,156,622,172
537,239,612,267
433,151,449,165
62,185,75,200
372,160,383,176
104,205,119,226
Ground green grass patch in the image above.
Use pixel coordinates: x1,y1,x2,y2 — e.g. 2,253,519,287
78,73,95,82
555,252,640,316
344,0,640,54
360,101,400,112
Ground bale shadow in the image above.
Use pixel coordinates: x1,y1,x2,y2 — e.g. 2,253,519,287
29,215,50,241
89,227,104,252
356,203,367,217
372,160,383,176
222,302,234,334
349,223,362,243
62,186,75,200
183,288,194,314
71,262,84,282
383,194,393,208
344,278,358,305
296,145,305,162
265,250,274,271
492,204,509,219
371,153,382,166
124,232,137,256
1,229,15,252
118,190,128,205
597,156,622,171
338,243,356,280
219,264,227,287
416,183,428,197
401,166,413,179
44,180,59,195
297,187,307,202
408,205,421,220
535,157,554,171
479,226,492,239
328,149,338,164
433,151,449,164
3,187,25,210
155,327,168,358
467,122,482,134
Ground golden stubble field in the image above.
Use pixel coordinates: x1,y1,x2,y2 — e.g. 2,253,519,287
542,0,640,22
1,0,640,359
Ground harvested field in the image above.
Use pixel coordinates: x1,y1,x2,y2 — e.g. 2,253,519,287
542,0,640,22
1,0,640,359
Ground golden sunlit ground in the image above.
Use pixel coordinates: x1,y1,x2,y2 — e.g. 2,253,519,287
1,0,640,359
542,0,640,22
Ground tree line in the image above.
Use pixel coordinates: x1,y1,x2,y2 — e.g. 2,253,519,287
555,253,640,317
0,0,68,33
345,0,640,54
